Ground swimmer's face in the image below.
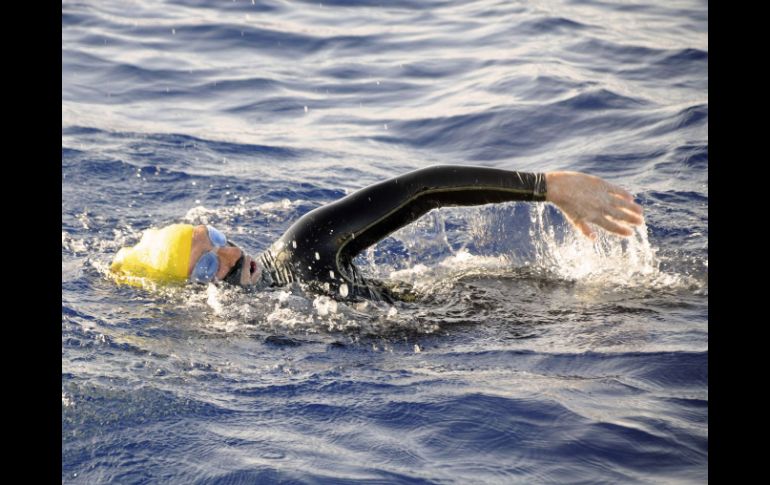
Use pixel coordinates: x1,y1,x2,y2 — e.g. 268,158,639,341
188,225,261,286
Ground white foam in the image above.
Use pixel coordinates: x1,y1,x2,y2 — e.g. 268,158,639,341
206,283,224,315
61,232,88,254
527,204,691,289
184,198,304,226
438,249,507,270
256,198,299,213
312,295,338,316
379,203,697,294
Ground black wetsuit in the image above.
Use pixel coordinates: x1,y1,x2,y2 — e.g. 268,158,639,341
257,165,547,302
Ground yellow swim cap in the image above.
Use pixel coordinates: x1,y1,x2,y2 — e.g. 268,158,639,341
110,224,193,286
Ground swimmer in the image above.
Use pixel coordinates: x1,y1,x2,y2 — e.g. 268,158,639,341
110,165,643,301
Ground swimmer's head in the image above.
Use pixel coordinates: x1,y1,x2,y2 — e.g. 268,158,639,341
110,224,193,284
110,223,262,287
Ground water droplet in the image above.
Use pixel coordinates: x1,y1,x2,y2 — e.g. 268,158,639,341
339,283,348,297
292,240,297,248
315,252,320,260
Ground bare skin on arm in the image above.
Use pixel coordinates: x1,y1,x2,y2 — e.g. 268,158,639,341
545,171,644,239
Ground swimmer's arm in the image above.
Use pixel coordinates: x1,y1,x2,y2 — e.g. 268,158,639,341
335,165,548,257
317,165,643,261
545,171,644,240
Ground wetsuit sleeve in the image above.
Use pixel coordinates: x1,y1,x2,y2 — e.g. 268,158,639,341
260,164,547,296
330,164,547,260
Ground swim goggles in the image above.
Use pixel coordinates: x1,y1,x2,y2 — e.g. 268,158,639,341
189,226,241,283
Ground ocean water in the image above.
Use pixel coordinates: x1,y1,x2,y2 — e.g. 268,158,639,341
62,0,708,483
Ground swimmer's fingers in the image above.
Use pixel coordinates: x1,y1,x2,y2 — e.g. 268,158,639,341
604,203,644,226
608,184,635,201
571,212,634,240
602,182,644,227
611,193,644,217
562,212,596,240
592,215,634,237
574,219,597,240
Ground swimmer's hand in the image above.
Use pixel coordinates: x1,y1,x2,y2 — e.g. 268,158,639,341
545,171,644,239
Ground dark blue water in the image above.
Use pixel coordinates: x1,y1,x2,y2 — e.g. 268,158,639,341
62,0,707,483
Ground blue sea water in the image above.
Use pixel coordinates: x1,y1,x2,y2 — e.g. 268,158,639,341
62,0,708,483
